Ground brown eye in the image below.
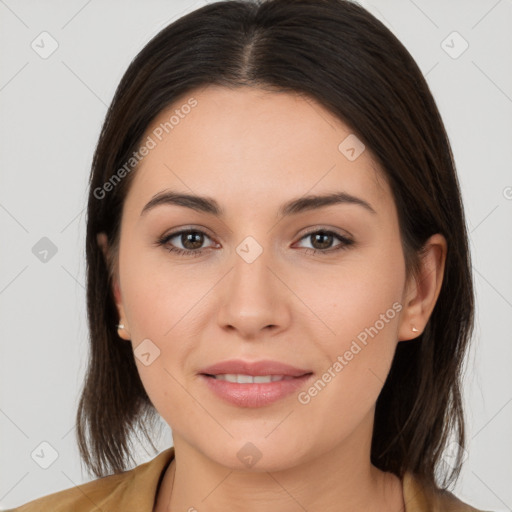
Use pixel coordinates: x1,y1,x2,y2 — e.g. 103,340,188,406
179,231,206,250
296,229,354,255
309,232,335,250
157,229,216,256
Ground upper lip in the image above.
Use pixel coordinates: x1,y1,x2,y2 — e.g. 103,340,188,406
200,359,312,377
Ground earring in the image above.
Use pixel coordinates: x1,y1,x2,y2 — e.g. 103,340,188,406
411,326,419,333
117,323,130,339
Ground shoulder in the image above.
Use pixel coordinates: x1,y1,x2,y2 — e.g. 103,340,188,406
402,471,494,512
6,470,135,512
6,447,175,512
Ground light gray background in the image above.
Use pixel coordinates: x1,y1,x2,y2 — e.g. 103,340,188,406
0,0,511,510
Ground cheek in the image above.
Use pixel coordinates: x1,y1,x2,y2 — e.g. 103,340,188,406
117,247,201,403
296,242,404,403
120,241,210,339
295,242,404,347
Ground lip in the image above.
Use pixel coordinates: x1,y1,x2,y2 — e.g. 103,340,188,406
199,359,314,408
199,359,312,377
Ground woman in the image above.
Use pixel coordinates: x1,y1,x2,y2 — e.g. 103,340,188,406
10,0,492,510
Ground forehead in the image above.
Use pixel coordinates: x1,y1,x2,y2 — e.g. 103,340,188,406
125,85,391,217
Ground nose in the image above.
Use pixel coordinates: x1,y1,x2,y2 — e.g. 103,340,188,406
216,244,291,339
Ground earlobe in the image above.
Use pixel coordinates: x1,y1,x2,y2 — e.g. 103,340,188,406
96,232,130,340
117,321,131,341
112,273,131,341
110,271,127,330
398,233,447,341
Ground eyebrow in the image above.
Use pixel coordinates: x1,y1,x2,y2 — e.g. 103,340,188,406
140,189,377,218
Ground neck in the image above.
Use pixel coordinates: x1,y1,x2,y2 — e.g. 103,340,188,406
155,417,405,512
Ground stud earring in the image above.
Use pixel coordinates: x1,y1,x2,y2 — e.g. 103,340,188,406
117,323,130,339
411,326,419,333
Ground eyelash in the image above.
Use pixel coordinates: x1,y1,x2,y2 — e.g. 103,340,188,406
156,228,354,257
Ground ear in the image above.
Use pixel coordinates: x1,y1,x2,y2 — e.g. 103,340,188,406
97,232,130,340
398,233,447,341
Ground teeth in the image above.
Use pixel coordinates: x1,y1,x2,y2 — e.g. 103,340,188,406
212,374,295,383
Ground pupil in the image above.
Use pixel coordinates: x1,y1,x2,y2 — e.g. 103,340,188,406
183,232,203,249
313,233,332,249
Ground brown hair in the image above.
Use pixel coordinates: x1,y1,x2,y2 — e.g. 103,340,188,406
77,0,474,492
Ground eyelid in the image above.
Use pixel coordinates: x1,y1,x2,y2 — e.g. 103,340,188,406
296,225,354,240
160,224,217,240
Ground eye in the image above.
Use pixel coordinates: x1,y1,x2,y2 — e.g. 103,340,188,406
294,229,354,255
156,228,217,257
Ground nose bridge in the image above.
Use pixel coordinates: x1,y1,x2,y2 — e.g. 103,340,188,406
231,235,276,308
216,233,289,336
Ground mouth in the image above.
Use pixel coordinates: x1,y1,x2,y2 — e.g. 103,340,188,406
199,358,312,378
198,359,314,407
202,373,309,383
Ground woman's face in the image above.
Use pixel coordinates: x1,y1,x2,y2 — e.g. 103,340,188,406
108,85,417,471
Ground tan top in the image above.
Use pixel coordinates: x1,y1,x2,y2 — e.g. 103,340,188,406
8,446,490,512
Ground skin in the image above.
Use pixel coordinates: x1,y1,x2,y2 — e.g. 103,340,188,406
97,85,446,512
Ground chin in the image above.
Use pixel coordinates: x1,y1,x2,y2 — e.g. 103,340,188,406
198,437,308,473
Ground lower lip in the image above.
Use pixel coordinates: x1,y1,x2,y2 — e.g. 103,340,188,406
199,374,313,408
